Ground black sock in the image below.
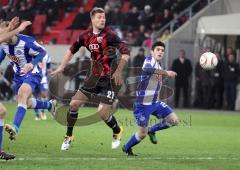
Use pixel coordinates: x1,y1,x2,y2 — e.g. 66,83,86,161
105,115,120,134
66,110,78,136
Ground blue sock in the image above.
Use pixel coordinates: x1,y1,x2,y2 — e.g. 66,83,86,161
31,98,51,110
13,104,27,132
0,119,3,152
34,108,39,117
148,121,171,134
124,133,141,151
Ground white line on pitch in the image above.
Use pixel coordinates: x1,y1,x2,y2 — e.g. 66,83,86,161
1,157,239,161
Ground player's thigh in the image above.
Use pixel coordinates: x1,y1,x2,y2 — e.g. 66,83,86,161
152,101,173,119
17,83,33,100
164,112,179,126
70,90,89,110
133,104,151,128
0,102,6,118
97,102,112,120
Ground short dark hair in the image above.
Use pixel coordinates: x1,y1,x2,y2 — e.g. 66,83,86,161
151,41,165,51
90,7,105,18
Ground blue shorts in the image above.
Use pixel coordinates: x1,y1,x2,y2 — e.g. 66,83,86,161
133,101,173,127
13,74,42,95
40,83,48,92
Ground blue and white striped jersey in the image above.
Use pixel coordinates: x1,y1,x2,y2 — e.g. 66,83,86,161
0,34,47,77
135,55,163,105
40,54,51,84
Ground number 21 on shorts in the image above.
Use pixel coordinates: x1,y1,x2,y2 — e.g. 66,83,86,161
107,91,115,99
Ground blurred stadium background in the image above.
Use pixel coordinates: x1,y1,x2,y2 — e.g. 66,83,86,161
0,0,240,169
1,0,239,110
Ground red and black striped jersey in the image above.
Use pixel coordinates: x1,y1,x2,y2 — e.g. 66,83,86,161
70,27,130,77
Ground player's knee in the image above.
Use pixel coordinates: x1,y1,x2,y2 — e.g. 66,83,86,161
138,128,148,139
0,110,6,118
70,100,81,111
166,113,179,126
18,87,31,102
168,117,179,126
0,111,5,118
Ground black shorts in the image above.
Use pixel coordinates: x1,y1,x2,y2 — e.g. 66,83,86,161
79,76,121,105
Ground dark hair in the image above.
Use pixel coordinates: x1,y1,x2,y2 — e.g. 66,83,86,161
151,41,165,51
90,7,105,18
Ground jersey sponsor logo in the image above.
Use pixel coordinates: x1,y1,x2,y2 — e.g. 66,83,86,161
97,36,103,43
89,44,99,50
7,55,20,63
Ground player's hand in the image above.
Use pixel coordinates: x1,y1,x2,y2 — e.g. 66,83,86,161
17,21,32,32
166,71,177,78
112,70,123,86
7,17,20,31
21,63,34,74
50,65,65,75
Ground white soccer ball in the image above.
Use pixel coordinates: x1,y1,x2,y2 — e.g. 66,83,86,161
200,52,218,70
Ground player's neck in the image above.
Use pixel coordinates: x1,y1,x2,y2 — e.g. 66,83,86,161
92,27,102,34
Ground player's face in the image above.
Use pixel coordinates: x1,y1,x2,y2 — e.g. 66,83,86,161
91,13,106,30
151,46,165,61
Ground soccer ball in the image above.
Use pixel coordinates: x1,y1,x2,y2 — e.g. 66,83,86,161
200,52,218,70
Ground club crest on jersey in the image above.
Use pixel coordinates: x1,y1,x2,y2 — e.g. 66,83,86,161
97,36,103,43
89,44,99,50
16,50,23,55
7,55,20,63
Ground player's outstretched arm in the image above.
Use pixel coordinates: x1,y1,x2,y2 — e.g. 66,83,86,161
51,49,74,75
0,20,31,43
154,69,177,78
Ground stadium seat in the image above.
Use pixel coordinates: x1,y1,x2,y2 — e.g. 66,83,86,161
56,30,72,44
32,15,47,35
70,30,84,44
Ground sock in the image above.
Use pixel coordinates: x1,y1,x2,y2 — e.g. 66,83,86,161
0,119,3,153
148,121,171,134
34,108,39,117
105,115,120,134
13,104,27,133
31,98,51,110
124,132,142,151
66,110,78,136
41,109,45,113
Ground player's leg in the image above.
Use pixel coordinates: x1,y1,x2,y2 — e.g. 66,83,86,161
123,104,151,156
33,95,41,120
148,102,179,144
39,83,49,120
0,103,15,160
97,102,123,149
61,90,88,150
123,126,148,156
5,83,32,140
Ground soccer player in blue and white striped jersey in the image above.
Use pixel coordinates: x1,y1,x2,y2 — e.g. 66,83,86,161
0,21,56,141
123,41,179,156
34,41,52,120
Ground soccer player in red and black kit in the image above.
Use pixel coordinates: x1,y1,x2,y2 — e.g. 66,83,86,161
52,7,130,150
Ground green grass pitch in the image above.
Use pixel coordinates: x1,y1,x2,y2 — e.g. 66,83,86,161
0,102,240,170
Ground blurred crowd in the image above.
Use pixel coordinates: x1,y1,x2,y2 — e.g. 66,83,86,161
0,0,209,46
